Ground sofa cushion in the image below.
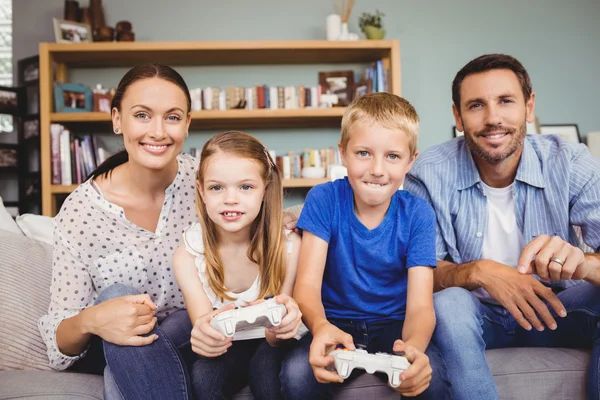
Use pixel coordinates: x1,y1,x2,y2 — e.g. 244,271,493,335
486,347,589,399
0,371,103,399
0,229,53,371
0,196,21,234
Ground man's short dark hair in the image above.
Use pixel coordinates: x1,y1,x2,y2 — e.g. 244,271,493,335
452,54,532,114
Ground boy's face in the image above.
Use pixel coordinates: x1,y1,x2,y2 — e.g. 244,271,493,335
339,121,416,215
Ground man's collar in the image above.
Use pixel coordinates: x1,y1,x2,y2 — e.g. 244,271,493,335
457,136,546,190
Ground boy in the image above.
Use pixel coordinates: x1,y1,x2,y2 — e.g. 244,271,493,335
280,92,451,399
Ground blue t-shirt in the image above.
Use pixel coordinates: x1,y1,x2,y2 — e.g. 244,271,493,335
297,177,437,321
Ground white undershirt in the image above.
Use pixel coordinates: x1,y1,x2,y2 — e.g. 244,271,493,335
475,182,525,303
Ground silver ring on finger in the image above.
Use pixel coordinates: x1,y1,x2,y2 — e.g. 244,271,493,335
549,257,565,266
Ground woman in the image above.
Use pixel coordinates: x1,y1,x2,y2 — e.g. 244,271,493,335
38,63,196,400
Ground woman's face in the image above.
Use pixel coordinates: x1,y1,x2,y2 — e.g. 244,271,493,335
112,77,191,171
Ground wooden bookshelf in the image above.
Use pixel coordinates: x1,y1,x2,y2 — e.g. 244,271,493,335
51,178,330,194
39,40,401,216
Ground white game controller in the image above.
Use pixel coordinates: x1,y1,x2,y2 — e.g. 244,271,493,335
330,348,410,388
210,298,287,337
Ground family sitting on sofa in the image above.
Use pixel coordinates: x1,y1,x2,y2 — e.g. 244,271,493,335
36,54,600,400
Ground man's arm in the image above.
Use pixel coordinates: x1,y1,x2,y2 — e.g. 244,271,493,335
433,260,483,292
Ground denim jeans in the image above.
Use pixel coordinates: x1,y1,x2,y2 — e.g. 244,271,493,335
69,283,194,400
433,284,600,400
280,319,452,400
190,338,290,400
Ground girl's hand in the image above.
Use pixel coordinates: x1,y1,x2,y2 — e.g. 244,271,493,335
267,294,303,340
89,294,158,346
392,340,432,397
190,304,235,358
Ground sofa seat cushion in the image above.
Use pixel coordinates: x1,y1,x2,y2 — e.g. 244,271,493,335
0,371,104,399
486,347,590,399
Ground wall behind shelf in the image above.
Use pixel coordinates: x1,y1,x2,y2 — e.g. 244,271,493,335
12,0,600,202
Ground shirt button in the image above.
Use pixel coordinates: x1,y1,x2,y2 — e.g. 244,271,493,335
476,232,483,238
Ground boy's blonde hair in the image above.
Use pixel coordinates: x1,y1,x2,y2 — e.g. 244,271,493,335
195,131,286,301
340,92,419,156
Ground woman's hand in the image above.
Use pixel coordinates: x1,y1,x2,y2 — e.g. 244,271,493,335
267,294,303,340
88,294,158,346
190,304,235,358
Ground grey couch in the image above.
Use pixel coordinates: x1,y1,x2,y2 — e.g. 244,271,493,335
0,229,591,399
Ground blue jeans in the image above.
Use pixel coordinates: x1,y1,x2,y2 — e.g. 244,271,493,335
433,284,600,400
70,284,194,400
191,338,290,400
280,319,452,399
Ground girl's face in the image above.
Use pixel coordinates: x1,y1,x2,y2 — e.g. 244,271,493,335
112,77,191,171
198,151,267,238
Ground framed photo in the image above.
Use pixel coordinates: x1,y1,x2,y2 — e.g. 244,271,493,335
93,92,113,113
452,126,464,137
24,119,39,139
53,18,92,43
540,124,581,144
319,70,355,106
353,79,372,100
53,82,93,113
0,146,18,167
0,86,21,115
18,55,39,84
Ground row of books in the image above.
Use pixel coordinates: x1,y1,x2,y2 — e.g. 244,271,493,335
188,147,342,180
50,124,111,185
189,85,324,111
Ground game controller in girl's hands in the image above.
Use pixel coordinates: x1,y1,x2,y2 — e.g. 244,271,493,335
210,298,287,337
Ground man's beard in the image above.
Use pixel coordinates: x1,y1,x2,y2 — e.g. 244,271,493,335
464,122,527,165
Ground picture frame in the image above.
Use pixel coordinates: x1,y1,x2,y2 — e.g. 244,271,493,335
53,82,93,113
93,92,113,113
452,126,463,137
18,55,39,84
319,70,355,106
53,18,92,44
539,124,581,144
353,79,372,100
0,145,18,167
0,86,21,115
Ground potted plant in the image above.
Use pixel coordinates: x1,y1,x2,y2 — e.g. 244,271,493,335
359,10,385,40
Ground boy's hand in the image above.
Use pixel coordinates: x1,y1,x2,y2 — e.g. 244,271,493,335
309,321,355,383
392,340,431,397
268,294,303,340
190,304,234,358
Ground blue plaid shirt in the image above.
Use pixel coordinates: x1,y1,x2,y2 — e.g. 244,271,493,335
404,135,600,289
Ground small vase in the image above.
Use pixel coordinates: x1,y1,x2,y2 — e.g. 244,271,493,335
326,13,341,40
363,25,386,40
338,22,349,40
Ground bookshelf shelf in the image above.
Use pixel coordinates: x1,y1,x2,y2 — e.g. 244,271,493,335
50,178,330,194
40,40,401,215
50,108,347,129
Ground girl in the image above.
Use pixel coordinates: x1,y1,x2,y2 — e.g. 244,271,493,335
38,63,196,400
173,131,303,400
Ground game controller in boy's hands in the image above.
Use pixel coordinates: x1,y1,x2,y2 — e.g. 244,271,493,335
329,348,411,388
210,298,287,337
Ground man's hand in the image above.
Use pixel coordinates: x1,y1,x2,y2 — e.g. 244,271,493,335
309,321,355,383
393,340,431,397
478,260,566,331
518,234,589,282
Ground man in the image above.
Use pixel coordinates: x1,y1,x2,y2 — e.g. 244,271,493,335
404,54,600,400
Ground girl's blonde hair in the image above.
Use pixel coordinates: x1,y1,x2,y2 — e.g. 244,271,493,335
196,131,286,301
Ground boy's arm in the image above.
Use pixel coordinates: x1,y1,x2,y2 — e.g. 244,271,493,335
173,246,214,323
402,266,435,353
293,231,329,331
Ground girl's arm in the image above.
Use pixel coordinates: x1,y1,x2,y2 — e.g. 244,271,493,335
173,246,213,322
265,232,302,346
402,266,435,353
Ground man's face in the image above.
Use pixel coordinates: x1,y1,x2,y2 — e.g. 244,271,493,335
454,69,535,165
